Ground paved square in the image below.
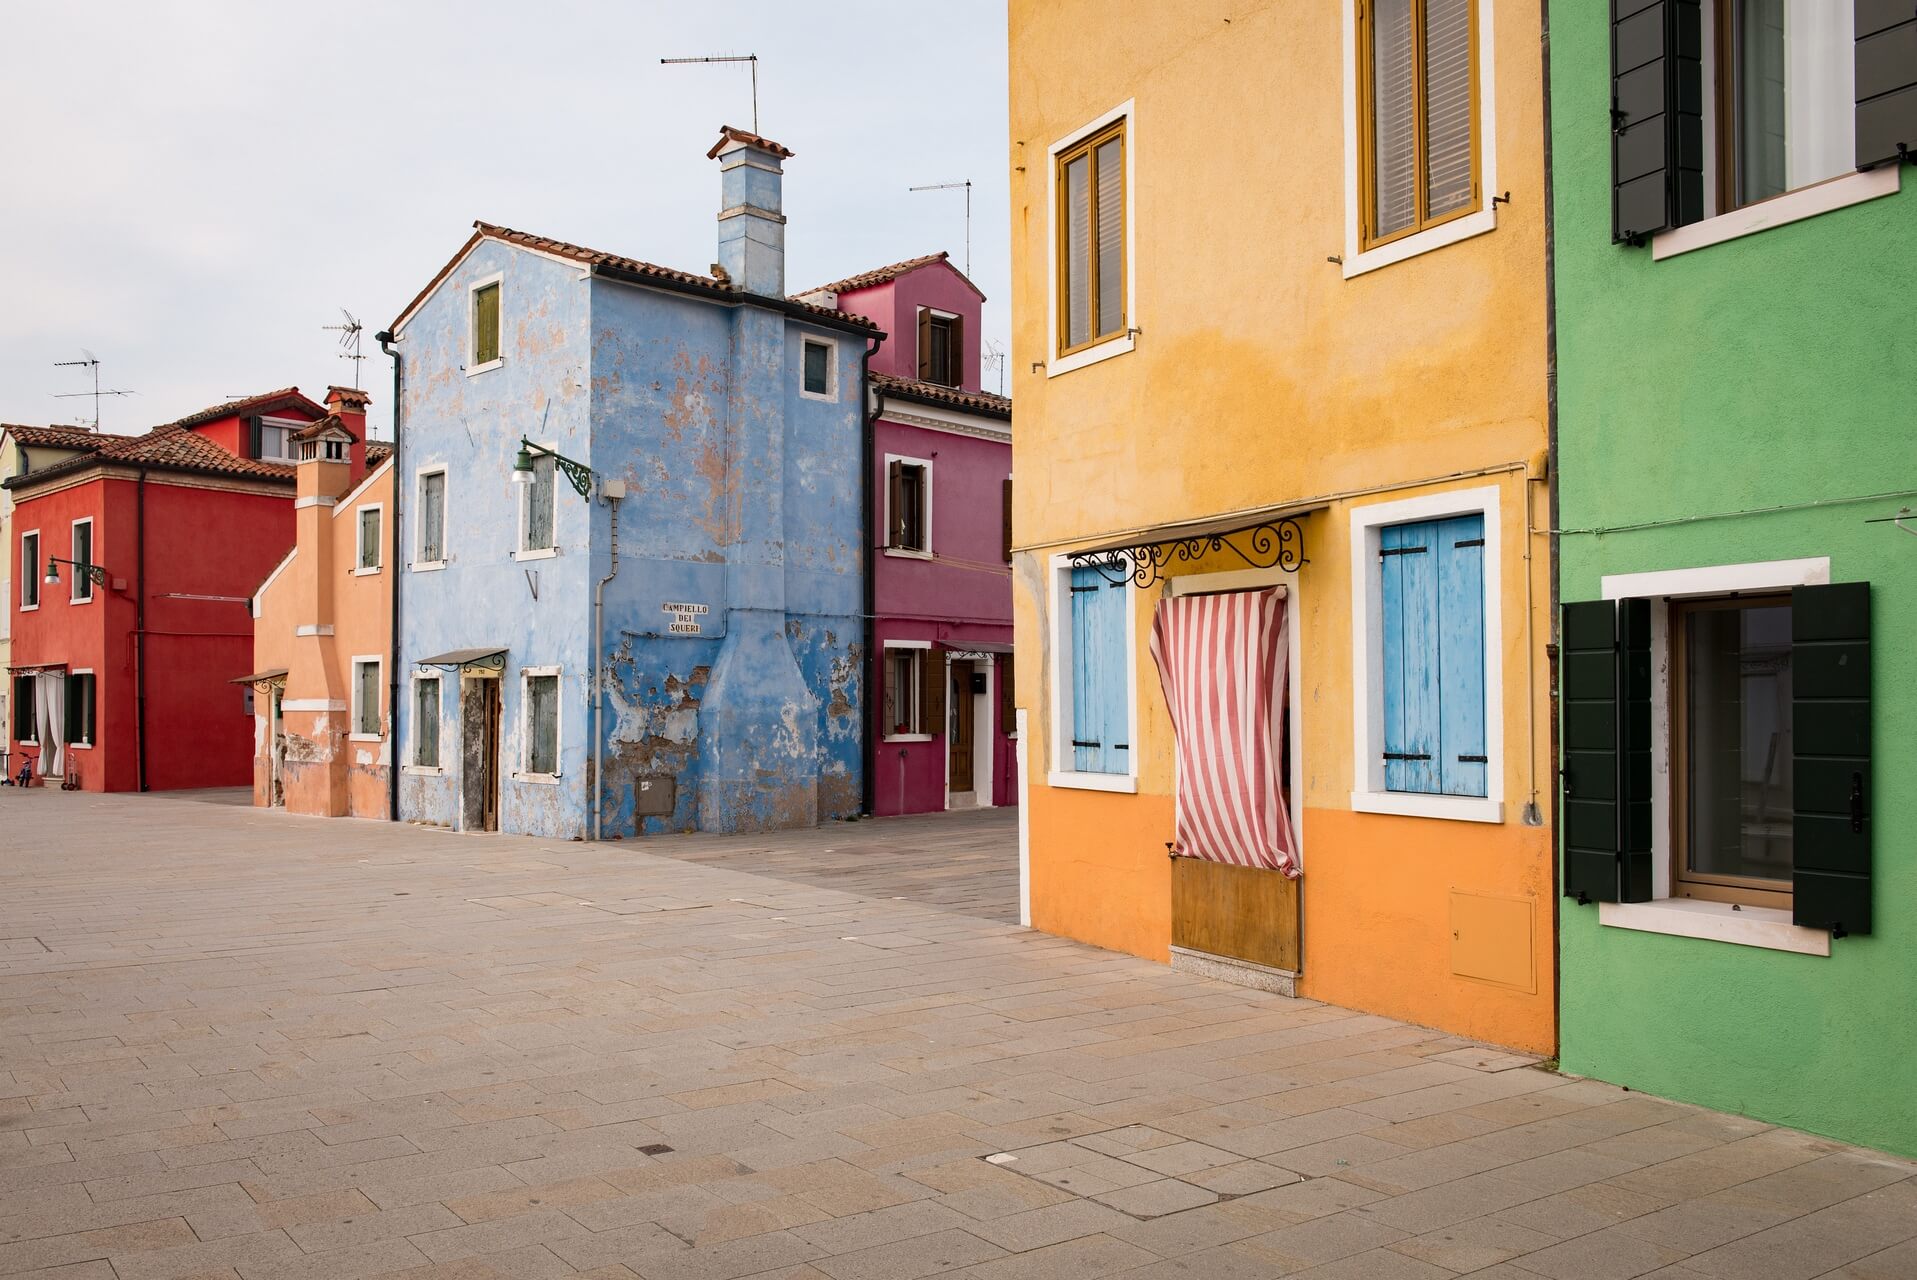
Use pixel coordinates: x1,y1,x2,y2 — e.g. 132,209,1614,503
2,789,1912,1279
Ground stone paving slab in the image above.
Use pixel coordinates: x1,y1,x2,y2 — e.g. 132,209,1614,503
0,787,1912,1279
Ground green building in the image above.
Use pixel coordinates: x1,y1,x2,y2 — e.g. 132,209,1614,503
1551,2,1916,1156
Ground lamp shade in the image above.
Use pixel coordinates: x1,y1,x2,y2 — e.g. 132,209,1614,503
44,560,59,586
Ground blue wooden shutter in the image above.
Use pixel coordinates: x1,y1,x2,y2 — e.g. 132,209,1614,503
1099,581,1129,773
1070,567,1104,771
1436,514,1487,797
1381,522,1440,793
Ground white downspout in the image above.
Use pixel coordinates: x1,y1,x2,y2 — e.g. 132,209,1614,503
592,485,623,841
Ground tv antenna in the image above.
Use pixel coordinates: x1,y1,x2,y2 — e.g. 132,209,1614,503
982,339,1006,397
660,54,760,133
323,308,365,391
908,180,973,277
51,351,135,430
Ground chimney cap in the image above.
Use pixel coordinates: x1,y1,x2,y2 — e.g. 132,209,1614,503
707,124,795,161
325,386,372,410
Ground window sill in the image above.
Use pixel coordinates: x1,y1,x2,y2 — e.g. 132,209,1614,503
1343,208,1497,279
1349,790,1503,824
351,566,382,577
799,388,837,403
465,358,504,377
884,733,936,743
1047,331,1134,378
70,597,96,607
1048,769,1137,795
411,561,447,573
19,604,38,612
513,548,559,561
512,771,561,786
1598,898,1829,957
403,764,444,777
883,548,933,561
68,742,93,751
1652,167,1901,261
348,732,383,744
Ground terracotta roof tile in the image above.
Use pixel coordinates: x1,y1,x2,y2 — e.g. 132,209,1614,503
870,371,1011,422
167,388,321,430
706,125,795,160
799,252,951,299
325,386,372,410
2,424,117,451
367,443,392,467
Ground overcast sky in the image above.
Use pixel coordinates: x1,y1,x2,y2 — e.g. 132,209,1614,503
0,2,1011,439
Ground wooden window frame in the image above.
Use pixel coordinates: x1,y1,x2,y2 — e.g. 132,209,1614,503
883,645,930,741
19,529,40,610
519,667,562,781
799,336,837,400
1053,118,1128,360
468,274,504,372
411,673,441,770
1669,593,1793,911
69,518,95,604
350,656,383,741
884,455,932,557
1355,0,1483,252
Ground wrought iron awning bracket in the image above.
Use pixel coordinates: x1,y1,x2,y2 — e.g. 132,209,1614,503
1066,517,1307,588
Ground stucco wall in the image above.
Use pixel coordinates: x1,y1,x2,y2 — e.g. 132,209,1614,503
1008,0,1555,1051
1549,0,1917,1154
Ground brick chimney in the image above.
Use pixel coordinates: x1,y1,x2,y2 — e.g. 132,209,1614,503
708,125,793,296
325,387,372,485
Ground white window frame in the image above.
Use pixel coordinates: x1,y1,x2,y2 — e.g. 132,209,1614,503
69,518,96,605
882,640,935,743
1045,99,1137,378
517,666,562,783
354,503,384,575
1164,567,1305,863
19,529,40,611
1596,556,1833,956
1349,484,1505,823
467,272,505,375
800,335,839,401
883,453,935,560
1047,551,1139,794
1339,0,1500,279
406,670,443,775
414,466,449,571
350,655,383,742
514,442,559,561
66,668,95,749
258,415,305,463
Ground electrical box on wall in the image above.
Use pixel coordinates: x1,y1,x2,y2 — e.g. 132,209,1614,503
634,775,676,817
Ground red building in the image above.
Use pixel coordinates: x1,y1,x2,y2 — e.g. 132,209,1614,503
4,388,366,792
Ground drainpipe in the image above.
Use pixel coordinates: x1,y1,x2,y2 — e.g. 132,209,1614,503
860,336,884,816
134,468,148,792
591,490,621,841
1538,0,1564,1053
376,330,403,822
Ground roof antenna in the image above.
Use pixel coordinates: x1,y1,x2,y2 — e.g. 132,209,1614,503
323,308,366,397
981,339,1006,397
51,351,135,431
659,54,760,133
909,180,973,277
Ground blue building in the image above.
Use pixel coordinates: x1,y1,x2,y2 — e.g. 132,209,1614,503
384,127,875,838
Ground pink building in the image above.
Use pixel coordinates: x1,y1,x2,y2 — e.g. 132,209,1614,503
801,253,1015,816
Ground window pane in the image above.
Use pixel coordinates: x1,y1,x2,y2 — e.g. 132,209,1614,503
1370,0,1418,238
22,535,38,607
415,679,439,768
1731,0,1854,205
528,675,558,774
1423,0,1474,219
1094,136,1124,339
1685,604,1793,884
421,473,445,562
928,317,954,386
803,341,829,394
899,466,925,551
1063,153,1091,348
72,523,92,600
474,283,500,364
525,456,555,551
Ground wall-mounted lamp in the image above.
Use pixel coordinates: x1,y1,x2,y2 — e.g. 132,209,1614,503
512,437,594,498
44,556,109,588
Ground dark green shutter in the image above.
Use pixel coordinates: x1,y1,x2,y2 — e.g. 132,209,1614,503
1612,0,1703,244
1791,582,1872,936
245,414,263,459
1618,598,1654,902
1856,1,1917,169
1561,601,1622,903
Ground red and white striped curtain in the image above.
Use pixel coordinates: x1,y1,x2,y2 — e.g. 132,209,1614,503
1149,588,1298,877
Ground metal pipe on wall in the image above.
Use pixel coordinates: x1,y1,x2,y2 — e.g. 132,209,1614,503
376,330,403,822
592,492,621,842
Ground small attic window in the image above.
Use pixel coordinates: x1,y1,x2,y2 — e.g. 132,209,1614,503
471,277,502,368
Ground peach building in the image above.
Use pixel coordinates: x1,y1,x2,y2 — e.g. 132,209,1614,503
247,389,394,818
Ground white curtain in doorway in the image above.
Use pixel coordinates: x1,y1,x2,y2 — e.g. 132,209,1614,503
35,673,65,777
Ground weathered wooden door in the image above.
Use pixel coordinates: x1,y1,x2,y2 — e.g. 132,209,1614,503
948,660,974,790
480,680,501,832
269,687,286,807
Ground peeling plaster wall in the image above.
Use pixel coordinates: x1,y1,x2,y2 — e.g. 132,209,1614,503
393,242,593,838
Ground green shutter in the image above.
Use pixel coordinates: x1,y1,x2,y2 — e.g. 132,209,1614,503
1561,601,1622,904
1791,582,1872,936
474,283,500,365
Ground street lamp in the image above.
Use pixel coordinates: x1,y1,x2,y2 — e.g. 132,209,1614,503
44,556,109,588
512,438,594,498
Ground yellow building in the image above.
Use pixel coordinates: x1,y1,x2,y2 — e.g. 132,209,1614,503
1008,0,1555,1052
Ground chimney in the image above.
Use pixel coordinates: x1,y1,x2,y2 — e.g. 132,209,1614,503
325,386,372,485
707,125,793,296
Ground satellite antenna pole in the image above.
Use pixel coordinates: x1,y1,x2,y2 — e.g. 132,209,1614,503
51,351,134,430
659,54,760,133
323,309,366,394
908,180,973,277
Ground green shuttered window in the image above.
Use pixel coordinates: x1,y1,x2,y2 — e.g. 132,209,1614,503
353,660,381,737
1379,514,1486,798
472,281,500,366
1069,567,1129,775
526,674,559,776
358,508,382,571
413,677,440,769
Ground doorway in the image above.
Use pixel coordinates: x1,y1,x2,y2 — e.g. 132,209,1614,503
947,658,975,804
460,675,501,832
269,686,286,807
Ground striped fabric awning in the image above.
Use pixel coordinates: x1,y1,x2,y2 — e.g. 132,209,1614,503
1149,588,1298,877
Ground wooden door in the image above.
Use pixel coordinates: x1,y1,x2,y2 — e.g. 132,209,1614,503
948,660,974,789
480,679,501,832
270,687,286,806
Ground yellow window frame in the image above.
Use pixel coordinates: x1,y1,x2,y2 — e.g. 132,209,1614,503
1356,0,1483,252
1054,119,1127,359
